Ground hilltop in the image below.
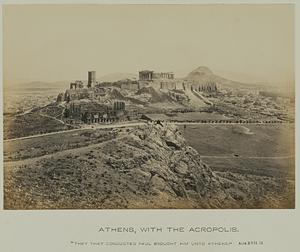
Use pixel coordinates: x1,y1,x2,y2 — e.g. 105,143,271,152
185,66,262,90
4,123,293,209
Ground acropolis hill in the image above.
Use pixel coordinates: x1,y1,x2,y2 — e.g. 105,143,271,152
54,67,219,125
3,66,293,141
51,66,293,127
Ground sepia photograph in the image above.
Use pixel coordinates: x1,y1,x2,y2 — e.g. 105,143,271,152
2,4,295,209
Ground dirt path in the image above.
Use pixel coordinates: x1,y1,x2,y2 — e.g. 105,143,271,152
4,122,146,142
201,155,294,159
192,90,214,105
39,113,65,125
4,121,292,143
4,137,122,168
184,89,207,108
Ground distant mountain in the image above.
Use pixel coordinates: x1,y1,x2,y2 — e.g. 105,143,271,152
5,81,68,94
185,66,264,90
98,72,137,82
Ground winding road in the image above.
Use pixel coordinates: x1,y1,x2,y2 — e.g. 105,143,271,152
4,120,291,143
4,122,146,142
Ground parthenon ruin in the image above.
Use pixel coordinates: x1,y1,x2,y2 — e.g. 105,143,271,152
139,70,174,81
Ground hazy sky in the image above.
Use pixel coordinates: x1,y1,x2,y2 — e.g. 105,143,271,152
3,4,294,86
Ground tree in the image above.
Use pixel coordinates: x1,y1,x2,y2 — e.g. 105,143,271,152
64,108,70,118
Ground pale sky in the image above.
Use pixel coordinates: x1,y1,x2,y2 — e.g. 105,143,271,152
3,4,294,86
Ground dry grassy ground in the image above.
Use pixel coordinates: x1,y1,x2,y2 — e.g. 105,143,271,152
4,124,294,209
4,128,118,162
4,112,70,140
179,124,295,180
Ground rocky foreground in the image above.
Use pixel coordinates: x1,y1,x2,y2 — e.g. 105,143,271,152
4,123,294,209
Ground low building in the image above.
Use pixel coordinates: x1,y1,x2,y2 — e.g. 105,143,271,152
81,100,126,124
65,88,90,101
70,80,84,90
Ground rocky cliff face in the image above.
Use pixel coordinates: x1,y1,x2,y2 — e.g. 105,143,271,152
5,123,293,209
